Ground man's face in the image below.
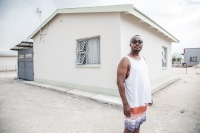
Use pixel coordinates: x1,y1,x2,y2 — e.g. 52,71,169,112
130,37,143,52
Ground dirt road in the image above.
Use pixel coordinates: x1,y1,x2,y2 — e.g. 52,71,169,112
0,68,200,133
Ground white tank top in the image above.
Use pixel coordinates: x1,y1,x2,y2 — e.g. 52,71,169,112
124,55,152,108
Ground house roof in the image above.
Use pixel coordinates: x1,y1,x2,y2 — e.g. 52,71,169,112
183,47,200,54
0,51,17,57
16,41,33,47
184,48,200,49
27,4,179,43
10,41,33,51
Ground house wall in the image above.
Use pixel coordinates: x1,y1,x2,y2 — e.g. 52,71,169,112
0,56,17,71
0,56,17,72
33,12,121,96
184,49,200,66
120,13,172,86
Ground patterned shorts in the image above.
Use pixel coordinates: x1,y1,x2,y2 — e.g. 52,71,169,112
124,104,148,132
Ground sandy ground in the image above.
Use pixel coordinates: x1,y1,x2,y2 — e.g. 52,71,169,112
0,68,200,133
0,72,17,79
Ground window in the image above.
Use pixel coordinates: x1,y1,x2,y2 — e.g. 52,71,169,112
76,37,100,65
26,54,32,58
162,47,167,68
190,57,197,62
19,55,24,58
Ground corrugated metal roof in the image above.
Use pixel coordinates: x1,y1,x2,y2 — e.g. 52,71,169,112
10,41,33,51
0,51,17,57
16,41,33,47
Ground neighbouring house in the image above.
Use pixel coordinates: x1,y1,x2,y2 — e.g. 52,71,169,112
0,51,17,72
25,4,179,96
183,48,200,67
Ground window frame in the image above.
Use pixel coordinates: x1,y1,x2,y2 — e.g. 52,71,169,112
19,55,24,58
75,36,101,67
25,54,32,58
162,46,167,69
190,57,197,62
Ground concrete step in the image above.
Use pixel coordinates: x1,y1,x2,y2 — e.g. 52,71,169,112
91,94,122,107
23,77,179,108
49,86,70,93
23,81,122,107
151,77,180,94
68,89,97,98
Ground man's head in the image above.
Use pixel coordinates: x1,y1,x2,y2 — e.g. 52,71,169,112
130,35,143,52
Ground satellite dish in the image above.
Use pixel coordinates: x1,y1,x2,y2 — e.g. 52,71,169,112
35,8,45,43
36,8,41,14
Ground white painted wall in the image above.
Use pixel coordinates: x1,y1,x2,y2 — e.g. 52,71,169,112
33,11,173,93
0,56,17,71
33,12,121,89
120,13,172,84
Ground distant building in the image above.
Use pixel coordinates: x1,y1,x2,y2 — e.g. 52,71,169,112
183,48,200,67
0,51,17,72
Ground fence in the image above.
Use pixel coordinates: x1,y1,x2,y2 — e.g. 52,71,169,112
0,65,17,72
0,65,17,79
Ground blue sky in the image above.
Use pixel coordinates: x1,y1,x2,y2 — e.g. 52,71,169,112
0,0,200,55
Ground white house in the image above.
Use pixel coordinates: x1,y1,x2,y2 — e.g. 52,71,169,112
27,4,179,96
0,51,17,72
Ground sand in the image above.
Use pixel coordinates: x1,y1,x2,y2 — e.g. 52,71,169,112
0,68,200,133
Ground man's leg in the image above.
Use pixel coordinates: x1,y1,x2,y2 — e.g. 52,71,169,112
124,125,140,133
133,125,140,133
124,128,133,133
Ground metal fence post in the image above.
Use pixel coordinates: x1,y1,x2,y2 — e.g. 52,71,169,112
6,66,7,78
186,63,187,74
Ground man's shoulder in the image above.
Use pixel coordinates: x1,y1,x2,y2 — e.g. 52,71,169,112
121,56,129,62
119,56,130,67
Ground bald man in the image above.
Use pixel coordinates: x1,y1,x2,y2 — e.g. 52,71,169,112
117,35,153,133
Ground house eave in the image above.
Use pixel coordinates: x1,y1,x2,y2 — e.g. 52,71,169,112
127,8,179,43
27,4,134,40
27,4,179,43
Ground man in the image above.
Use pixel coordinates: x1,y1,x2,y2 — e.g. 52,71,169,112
117,35,153,133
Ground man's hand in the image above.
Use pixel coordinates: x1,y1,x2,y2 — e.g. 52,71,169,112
123,103,131,117
148,99,153,106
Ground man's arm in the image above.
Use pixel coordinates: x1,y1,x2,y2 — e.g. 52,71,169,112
117,57,130,117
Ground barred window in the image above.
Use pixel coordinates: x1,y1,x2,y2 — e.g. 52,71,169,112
162,47,167,68
76,37,100,65
190,57,197,62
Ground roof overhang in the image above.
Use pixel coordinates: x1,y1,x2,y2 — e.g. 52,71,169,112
27,4,179,43
126,8,179,43
10,41,33,51
0,54,17,57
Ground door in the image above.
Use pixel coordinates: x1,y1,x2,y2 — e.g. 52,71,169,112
18,48,34,81
25,48,34,81
18,50,25,79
